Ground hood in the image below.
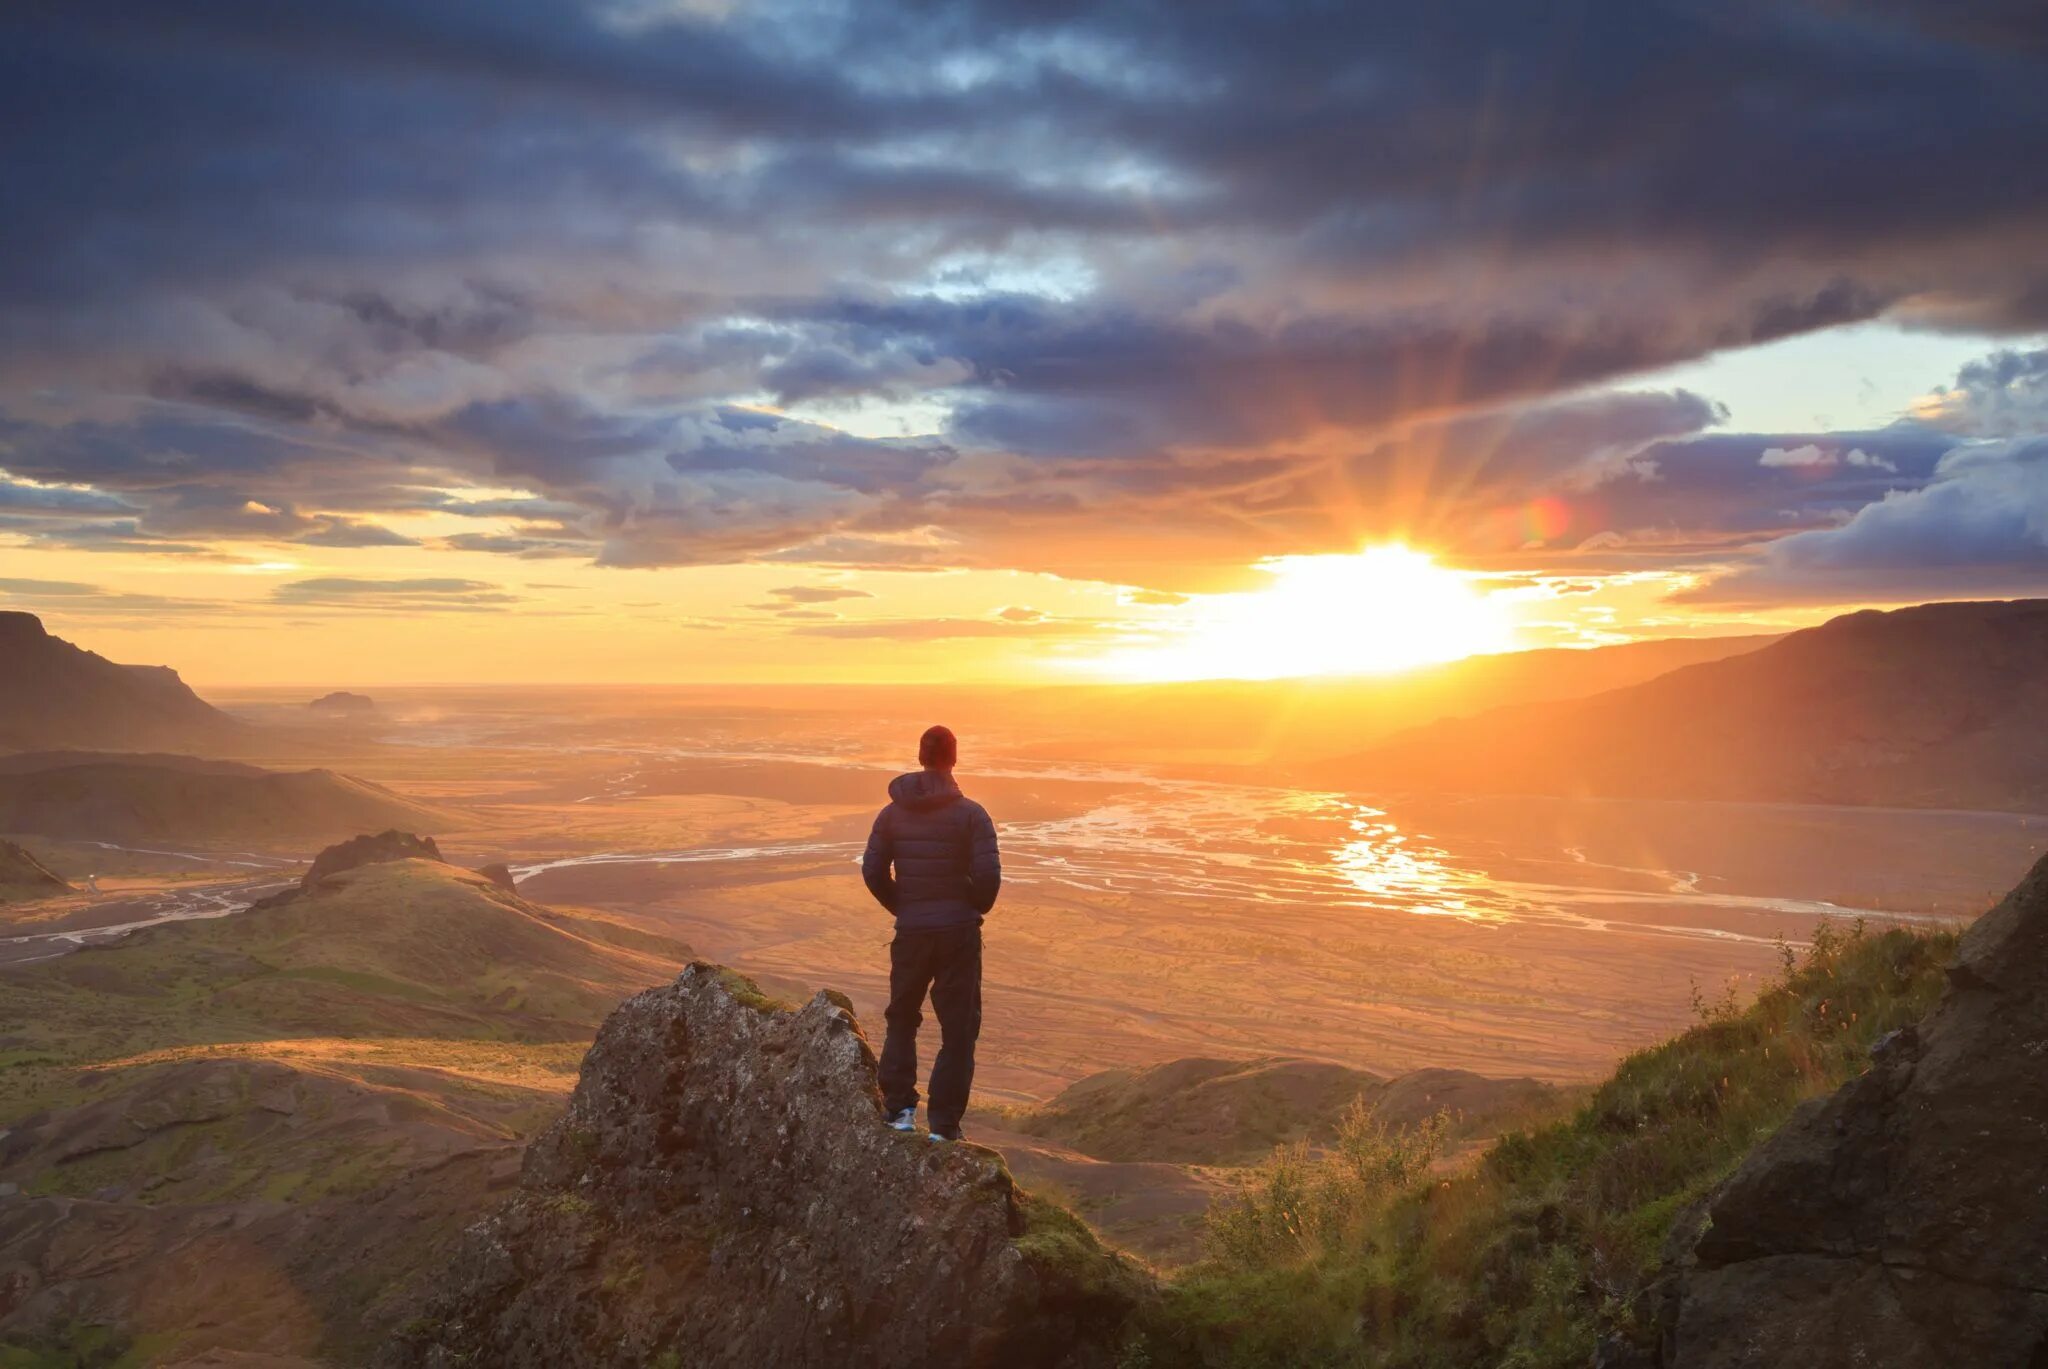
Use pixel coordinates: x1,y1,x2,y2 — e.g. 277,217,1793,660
888,769,963,811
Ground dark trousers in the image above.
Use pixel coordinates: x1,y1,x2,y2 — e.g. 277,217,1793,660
878,925,982,1133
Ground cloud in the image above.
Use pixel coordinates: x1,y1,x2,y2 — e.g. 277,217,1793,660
272,576,523,611
1913,347,2048,438
766,585,874,604
791,615,1099,640
1,0,2046,604
1682,438,2048,603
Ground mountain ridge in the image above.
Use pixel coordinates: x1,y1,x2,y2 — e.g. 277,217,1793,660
1318,599,2048,812
0,611,238,753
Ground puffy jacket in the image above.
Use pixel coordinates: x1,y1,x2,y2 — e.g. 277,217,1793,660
862,769,1001,931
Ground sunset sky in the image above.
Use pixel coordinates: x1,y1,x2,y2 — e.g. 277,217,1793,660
3,3,2046,684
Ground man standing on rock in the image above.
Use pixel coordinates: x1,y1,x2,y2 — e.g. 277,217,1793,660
862,724,1001,1142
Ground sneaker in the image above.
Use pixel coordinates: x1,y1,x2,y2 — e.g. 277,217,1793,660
887,1107,917,1132
927,1126,963,1143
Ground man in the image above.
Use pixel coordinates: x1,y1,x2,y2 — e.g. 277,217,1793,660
862,724,1000,1142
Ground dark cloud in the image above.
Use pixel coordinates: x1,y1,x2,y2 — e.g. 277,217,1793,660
2,0,2046,601
1684,438,2048,604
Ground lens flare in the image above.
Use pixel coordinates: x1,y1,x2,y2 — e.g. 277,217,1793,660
1093,544,1515,681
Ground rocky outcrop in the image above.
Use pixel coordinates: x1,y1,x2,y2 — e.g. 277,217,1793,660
384,963,1149,1369
476,862,517,892
256,831,444,909
1657,852,2048,1367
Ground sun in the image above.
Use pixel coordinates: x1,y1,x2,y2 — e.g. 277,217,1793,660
1097,545,1516,682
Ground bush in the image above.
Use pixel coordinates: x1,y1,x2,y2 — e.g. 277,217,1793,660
1206,1100,1451,1269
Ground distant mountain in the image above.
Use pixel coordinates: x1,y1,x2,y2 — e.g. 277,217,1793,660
0,753,462,843
0,838,70,901
309,689,377,713
1322,599,2048,812
0,612,238,752
999,631,1777,769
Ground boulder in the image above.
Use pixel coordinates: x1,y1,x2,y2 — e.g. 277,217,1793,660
383,963,1148,1369
1665,852,2048,1367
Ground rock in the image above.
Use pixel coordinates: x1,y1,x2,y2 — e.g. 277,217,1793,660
383,963,1149,1369
255,832,444,910
475,863,517,892
1665,852,2048,1367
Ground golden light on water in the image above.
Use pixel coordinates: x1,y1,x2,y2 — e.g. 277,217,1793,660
1096,544,1516,682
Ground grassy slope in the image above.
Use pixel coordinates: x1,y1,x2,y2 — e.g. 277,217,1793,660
1001,1058,1554,1169
1142,921,1956,1368
0,858,690,1147
0,858,692,1367
0,761,463,845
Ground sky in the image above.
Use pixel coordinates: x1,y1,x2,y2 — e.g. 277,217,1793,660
2,1,2047,685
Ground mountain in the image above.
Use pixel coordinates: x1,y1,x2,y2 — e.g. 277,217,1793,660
385,965,1149,1369
1319,599,2048,812
0,753,461,844
309,688,378,713
0,611,238,752
0,839,691,1366
0,838,69,901
999,631,1777,769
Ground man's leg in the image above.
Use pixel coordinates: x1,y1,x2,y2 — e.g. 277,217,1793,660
877,933,934,1119
925,926,982,1136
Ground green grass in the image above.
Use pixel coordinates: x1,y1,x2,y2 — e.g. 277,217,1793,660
1139,920,1956,1368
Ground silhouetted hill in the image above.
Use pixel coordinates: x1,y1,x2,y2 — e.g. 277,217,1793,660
1003,631,1777,768
1321,600,2048,812
0,755,461,843
0,612,238,752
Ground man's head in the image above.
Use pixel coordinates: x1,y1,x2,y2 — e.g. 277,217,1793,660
918,724,958,772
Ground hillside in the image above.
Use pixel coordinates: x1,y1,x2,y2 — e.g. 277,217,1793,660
0,845,691,1366
0,754,461,844
1006,1056,1552,1166
0,611,238,752
0,838,70,901
1001,632,1776,767
1321,599,2048,812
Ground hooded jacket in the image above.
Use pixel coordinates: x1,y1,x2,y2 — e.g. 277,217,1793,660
862,769,1000,931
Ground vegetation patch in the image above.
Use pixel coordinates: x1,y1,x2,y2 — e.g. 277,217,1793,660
1139,920,1956,1368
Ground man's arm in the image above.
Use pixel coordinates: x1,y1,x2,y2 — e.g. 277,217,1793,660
966,803,1001,914
861,807,898,913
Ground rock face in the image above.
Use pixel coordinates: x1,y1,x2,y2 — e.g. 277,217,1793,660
257,831,445,909
476,862,517,892
385,963,1147,1369
1662,852,2048,1367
